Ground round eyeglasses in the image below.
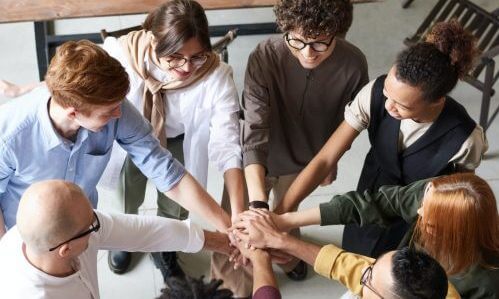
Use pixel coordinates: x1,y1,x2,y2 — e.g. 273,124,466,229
360,264,385,299
166,54,208,69
284,33,335,52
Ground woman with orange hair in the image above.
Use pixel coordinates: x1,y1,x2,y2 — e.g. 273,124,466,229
239,173,498,297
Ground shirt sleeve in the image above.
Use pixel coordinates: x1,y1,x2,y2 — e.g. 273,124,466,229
448,125,488,171
207,64,243,173
253,286,282,299
344,80,376,132
314,244,374,295
241,48,271,169
0,143,14,196
95,210,204,253
319,179,430,227
115,100,186,192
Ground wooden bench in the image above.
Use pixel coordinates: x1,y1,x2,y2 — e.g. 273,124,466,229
404,0,499,131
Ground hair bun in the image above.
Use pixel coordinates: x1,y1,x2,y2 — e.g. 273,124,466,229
424,19,478,78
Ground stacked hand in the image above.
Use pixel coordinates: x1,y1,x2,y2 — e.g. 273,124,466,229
228,208,293,268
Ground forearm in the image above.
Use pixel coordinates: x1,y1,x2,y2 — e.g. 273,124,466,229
223,168,245,216
274,234,321,266
251,252,277,293
202,231,231,255
279,208,321,230
279,122,359,211
244,164,268,202
165,173,231,232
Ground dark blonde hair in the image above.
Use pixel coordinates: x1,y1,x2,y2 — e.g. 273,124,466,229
45,40,129,111
414,173,499,275
143,0,211,58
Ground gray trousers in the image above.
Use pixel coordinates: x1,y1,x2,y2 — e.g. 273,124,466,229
119,136,188,220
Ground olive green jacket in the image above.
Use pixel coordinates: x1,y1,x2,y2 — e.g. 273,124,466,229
319,179,498,299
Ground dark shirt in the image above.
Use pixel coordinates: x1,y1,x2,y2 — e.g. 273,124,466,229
241,37,368,176
253,286,281,299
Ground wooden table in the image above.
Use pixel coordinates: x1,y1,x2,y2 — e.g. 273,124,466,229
0,0,276,23
0,0,394,79
0,0,279,79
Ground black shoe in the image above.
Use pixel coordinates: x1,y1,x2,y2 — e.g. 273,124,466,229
285,260,307,281
151,251,185,281
108,251,132,274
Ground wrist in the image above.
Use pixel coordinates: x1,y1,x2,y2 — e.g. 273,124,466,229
249,200,270,210
271,231,289,250
279,212,293,231
251,249,271,263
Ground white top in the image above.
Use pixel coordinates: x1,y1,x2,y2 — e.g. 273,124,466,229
344,80,488,170
100,37,242,188
0,210,204,299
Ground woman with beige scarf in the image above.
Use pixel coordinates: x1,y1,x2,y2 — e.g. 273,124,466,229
99,0,246,293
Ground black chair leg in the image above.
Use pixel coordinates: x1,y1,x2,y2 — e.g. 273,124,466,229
402,0,416,9
479,59,495,131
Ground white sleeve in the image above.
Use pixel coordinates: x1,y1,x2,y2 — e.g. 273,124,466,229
343,80,375,132
94,211,204,253
207,64,243,173
449,125,488,171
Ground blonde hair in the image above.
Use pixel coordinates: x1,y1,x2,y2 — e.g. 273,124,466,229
45,40,129,112
414,173,499,275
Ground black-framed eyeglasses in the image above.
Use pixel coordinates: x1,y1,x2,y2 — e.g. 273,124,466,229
166,53,208,69
49,212,100,251
284,33,335,52
360,264,385,299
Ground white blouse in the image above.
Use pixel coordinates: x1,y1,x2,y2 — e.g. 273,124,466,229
344,79,488,171
100,37,242,188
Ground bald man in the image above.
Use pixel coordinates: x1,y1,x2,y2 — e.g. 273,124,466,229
0,180,230,299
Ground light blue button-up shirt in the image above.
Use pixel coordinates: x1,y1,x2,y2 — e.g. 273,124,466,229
0,87,185,228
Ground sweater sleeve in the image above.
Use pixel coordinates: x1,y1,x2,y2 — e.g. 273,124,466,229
314,244,374,296
241,47,271,169
319,179,430,227
253,286,282,299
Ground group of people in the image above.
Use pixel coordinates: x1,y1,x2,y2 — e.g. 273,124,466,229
0,0,497,298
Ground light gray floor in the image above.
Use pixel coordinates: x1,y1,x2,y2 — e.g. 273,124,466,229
0,0,498,298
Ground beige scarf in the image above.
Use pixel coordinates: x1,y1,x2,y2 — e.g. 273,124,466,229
119,30,220,146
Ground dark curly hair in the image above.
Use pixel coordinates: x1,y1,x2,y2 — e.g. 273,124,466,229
391,248,448,299
274,0,353,38
395,19,477,102
157,276,233,299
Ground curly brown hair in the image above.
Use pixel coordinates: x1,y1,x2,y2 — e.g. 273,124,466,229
45,40,129,111
395,20,478,102
425,19,477,78
274,0,353,38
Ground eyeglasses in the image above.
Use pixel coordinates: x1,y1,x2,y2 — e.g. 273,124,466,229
284,33,335,52
166,53,208,69
49,212,100,251
360,264,385,299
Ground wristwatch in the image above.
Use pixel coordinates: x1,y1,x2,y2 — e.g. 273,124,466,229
249,200,270,210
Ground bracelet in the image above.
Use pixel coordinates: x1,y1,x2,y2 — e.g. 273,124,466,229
249,200,270,210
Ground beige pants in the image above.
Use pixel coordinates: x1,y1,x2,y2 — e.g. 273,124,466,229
210,173,300,297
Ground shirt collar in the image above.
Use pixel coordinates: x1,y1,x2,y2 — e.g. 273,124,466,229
37,96,64,150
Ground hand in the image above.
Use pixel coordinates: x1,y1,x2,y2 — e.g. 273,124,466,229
268,249,293,265
319,164,338,186
230,208,284,249
228,246,249,270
